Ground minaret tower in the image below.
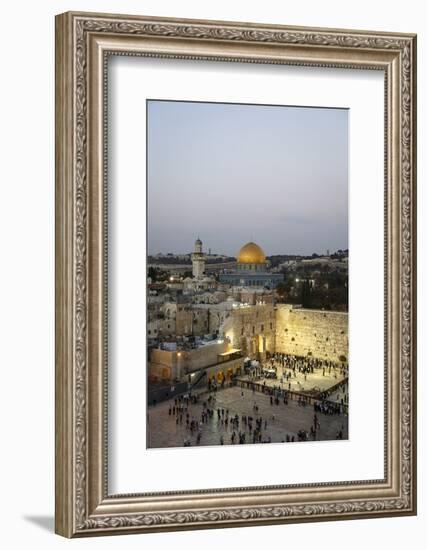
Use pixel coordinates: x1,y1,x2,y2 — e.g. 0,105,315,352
191,237,206,279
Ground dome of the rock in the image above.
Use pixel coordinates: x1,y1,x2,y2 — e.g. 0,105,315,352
237,242,266,264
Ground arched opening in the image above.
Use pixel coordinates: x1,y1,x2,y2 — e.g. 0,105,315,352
217,370,224,383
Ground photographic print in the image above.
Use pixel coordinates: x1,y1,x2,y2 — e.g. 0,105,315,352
146,100,349,449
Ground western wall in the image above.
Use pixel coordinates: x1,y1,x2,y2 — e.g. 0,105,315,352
274,304,348,363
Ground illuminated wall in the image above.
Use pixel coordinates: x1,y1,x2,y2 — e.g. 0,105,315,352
275,304,348,363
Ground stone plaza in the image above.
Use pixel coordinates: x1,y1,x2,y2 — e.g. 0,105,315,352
147,384,348,449
240,362,348,395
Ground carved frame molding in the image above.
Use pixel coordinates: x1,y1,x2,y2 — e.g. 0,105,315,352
55,12,416,537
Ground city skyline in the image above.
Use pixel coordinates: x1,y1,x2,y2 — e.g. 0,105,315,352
148,100,348,257
149,242,347,258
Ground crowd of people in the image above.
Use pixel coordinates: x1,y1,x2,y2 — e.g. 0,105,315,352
319,382,349,405
268,352,348,377
238,377,347,414
163,384,346,447
150,352,349,448
269,353,348,386
244,352,348,402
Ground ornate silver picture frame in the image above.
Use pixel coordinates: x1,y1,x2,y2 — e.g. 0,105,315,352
55,11,417,537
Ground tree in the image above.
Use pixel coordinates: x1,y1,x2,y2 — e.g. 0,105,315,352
276,282,287,297
148,266,157,282
299,279,312,308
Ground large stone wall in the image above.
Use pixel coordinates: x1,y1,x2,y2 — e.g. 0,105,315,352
223,304,276,357
275,305,348,363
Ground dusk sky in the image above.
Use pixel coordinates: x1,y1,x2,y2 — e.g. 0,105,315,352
147,100,348,257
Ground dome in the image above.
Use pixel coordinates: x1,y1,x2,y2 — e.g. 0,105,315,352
237,242,266,264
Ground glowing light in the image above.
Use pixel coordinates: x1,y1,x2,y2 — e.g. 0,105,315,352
237,242,266,264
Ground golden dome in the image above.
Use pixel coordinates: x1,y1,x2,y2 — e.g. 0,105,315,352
237,242,266,264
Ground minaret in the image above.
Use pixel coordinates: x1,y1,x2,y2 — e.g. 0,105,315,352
191,237,206,279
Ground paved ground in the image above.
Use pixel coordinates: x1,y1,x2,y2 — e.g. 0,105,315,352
240,364,346,394
147,386,348,449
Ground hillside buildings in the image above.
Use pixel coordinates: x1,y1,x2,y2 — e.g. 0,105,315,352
147,238,348,387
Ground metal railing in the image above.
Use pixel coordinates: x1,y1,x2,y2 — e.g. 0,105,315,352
235,378,348,415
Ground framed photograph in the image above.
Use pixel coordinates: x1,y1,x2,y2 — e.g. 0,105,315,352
55,11,417,537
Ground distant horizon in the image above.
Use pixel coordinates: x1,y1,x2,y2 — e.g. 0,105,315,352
148,100,348,256
148,244,348,258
